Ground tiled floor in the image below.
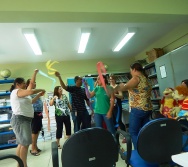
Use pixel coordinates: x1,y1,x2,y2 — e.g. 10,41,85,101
0,136,127,167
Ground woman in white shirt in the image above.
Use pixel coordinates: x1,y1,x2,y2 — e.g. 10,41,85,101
10,69,45,167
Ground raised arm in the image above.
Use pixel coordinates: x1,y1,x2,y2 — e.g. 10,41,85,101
114,90,124,99
115,76,140,92
49,96,58,106
32,91,45,104
83,80,95,98
27,69,38,90
54,71,68,90
17,88,45,98
94,80,98,87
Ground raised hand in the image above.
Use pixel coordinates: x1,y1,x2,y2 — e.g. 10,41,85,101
39,90,46,96
55,71,60,77
34,69,39,73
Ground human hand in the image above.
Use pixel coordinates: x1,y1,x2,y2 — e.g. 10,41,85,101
106,111,112,119
55,71,60,77
40,90,46,96
83,80,88,87
34,69,39,73
53,96,58,100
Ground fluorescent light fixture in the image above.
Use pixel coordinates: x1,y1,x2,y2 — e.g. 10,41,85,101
78,28,91,53
22,28,42,55
113,28,136,52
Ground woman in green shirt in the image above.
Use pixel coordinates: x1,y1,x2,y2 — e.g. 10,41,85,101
89,75,115,135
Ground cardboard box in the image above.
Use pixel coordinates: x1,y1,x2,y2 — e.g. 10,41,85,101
146,48,164,63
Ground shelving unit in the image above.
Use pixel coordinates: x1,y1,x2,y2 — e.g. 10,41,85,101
84,72,131,83
144,62,161,111
0,79,17,150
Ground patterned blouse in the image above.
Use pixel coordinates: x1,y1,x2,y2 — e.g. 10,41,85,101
129,75,153,111
54,94,70,116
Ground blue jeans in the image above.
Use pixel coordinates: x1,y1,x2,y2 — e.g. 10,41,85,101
129,108,151,149
94,113,115,135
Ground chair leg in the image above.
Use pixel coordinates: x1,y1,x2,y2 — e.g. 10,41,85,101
51,141,59,167
0,155,24,167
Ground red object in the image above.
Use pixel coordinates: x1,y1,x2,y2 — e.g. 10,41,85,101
182,99,188,110
102,121,107,129
97,62,108,93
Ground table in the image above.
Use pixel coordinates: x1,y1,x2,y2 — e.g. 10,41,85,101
172,152,188,167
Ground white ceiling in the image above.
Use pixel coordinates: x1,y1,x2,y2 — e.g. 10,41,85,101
0,21,187,64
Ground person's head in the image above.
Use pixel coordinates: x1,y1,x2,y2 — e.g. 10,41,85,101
97,75,108,86
181,79,188,88
53,86,63,97
26,79,36,89
10,77,26,92
130,62,147,77
109,74,116,85
74,76,83,87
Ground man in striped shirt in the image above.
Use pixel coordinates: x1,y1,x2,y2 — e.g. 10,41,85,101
55,72,90,133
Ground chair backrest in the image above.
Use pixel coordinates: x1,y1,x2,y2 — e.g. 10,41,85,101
0,154,24,167
61,127,118,167
137,118,182,164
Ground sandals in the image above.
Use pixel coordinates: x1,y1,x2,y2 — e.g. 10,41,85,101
37,149,42,152
30,150,40,156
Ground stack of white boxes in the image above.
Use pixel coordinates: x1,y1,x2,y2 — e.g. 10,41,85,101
38,97,57,141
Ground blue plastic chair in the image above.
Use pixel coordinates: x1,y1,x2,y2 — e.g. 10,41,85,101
116,118,182,167
177,116,188,152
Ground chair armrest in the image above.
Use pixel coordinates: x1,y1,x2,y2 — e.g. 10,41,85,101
0,154,24,167
115,129,132,163
177,116,188,122
51,141,59,167
177,116,188,132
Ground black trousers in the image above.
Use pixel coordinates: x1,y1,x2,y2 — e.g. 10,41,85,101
55,115,71,139
31,112,43,134
71,111,90,133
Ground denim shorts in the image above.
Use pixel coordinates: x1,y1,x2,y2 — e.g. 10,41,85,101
10,115,32,146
